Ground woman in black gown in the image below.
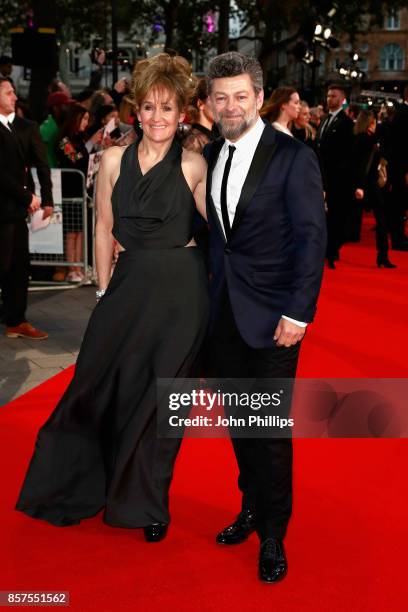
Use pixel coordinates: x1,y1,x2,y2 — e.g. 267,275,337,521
16,54,209,542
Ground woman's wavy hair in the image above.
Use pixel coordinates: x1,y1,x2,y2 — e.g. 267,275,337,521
261,86,298,123
128,53,196,111
59,104,88,140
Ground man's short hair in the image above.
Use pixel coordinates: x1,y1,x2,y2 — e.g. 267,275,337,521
207,52,263,94
0,55,13,65
327,83,347,96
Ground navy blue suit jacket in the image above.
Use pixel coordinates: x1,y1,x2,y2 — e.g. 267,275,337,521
204,122,327,349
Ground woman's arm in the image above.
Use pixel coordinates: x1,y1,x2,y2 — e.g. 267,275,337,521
95,148,121,290
182,149,208,220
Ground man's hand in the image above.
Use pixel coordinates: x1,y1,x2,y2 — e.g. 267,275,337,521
42,206,53,220
273,318,306,347
28,194,41,214
113,240,120,263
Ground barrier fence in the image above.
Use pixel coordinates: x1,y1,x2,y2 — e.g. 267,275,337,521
28,168,94,291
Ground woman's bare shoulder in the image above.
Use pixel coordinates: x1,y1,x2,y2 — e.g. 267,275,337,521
181,147,207,174
99,145,129,174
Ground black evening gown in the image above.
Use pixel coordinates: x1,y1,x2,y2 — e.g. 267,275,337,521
16,139,209,528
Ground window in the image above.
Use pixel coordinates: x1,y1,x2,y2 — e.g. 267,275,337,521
385,10,400,30
379,44,404,71
359,58,369,72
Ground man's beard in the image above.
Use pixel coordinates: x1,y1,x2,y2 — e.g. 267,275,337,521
216,104,258,140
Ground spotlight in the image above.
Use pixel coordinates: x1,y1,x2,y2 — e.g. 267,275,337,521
315,24,323,36
323,27,332,39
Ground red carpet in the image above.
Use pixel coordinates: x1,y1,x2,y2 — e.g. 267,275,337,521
1,214,407,611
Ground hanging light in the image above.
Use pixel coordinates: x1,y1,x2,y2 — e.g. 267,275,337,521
323,27,332,40
314,24,323,36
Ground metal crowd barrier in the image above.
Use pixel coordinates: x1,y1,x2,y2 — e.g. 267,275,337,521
29,168,93,292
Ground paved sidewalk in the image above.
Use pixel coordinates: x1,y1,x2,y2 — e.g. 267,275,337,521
0,286,95,406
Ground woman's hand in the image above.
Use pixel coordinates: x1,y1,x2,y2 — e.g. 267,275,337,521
90,129,104,146
355,188,364,200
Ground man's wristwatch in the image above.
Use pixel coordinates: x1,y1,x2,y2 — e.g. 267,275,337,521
96,288,106,301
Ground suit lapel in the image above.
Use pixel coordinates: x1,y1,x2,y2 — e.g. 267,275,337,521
0,118,25,163
206,137,227,242
321,110,344,139
230,124,278,236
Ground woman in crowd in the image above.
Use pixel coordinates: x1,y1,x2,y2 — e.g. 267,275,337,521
56,104,97,281
16,53,209,542
183,78,216,153
261,86,300,136
353,110,396,268
57,105,89,282
292,100,316,147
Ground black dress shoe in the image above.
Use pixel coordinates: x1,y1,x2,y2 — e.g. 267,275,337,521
216,510,257,545
143,523,168,542
259,537,287,583
377,254,397,268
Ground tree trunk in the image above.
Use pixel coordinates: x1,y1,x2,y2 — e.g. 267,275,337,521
217,0,230,54
164,0,180,52
29,0,58,123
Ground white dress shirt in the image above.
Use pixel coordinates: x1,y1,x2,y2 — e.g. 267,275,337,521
321,106,343,135
211,116,307,328
272,121,293,137
0,112,15,130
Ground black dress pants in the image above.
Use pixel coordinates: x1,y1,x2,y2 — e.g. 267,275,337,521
208,287,300,540
0,220,29,327
326,186,353,260
367,184,389,256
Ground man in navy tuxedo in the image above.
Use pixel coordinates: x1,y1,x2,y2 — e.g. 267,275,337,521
204,53,326,583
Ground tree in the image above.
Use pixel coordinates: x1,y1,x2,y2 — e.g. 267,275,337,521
235,0,408,63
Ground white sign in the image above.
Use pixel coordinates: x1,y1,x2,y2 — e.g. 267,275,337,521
31,168,62,205
28,205,64,254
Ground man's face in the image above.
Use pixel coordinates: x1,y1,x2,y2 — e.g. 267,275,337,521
0,81,17,115
327,88,344,112
209,73,264,141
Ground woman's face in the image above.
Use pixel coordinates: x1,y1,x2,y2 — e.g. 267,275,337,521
138,88,184,143
79,112,89,132
297,105,310,128
282,92,301,121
